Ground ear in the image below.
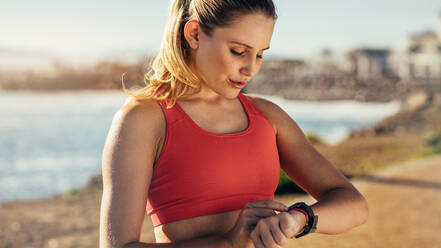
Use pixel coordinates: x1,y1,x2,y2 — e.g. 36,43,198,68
183,19,200,49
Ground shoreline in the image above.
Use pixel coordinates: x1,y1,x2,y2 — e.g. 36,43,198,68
1,89,438,205
0,88,402,103
1,88,439,247
0,91,404,205
2,153,439,207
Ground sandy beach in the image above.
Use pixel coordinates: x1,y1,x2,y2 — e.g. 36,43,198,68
1,155,440,248
281,155,441,248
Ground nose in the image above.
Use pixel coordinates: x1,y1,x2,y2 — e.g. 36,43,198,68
239,58,259,78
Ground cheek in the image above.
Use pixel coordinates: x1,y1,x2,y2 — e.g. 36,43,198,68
196,49,236,80
217,51,236,74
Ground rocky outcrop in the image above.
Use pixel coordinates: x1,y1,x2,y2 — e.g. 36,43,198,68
2,59,439,103
352,88,441,137
244,60,440,102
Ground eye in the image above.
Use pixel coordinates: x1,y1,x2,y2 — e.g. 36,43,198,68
231,48,263,60
230,49,244,56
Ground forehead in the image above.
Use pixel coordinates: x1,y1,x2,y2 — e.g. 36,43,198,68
211,13,275,50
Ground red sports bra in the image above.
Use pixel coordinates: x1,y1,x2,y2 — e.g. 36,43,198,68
146,93,280,227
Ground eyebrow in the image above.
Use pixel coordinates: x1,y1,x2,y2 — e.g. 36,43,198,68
230,41,270,51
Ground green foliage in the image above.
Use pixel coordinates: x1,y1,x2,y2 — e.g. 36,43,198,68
64,188,81,198
275,170,305,194
305,133,324,145
426,133,441,155
427,134,441,146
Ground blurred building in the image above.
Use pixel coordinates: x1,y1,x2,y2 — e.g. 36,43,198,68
308,49,351,78
341,12,441,81
389,12,441,81
275,11,441,82
347,48,392,80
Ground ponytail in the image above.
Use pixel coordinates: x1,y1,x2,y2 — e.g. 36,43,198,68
123,0,201,109
123,0,277,108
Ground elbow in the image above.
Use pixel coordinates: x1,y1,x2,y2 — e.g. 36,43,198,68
343,186,369,227
358,194,369,225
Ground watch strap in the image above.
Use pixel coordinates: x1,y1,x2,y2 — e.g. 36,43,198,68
287,202,318,238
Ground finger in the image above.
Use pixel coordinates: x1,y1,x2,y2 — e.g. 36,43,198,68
254,220,278,248
250,228,265,248
244,208,278,233
278,212,296,239
245,200,288,211
243,208,277,218
270,220,288,246
244,217,271,234
260,225,277,248
245,218,259,234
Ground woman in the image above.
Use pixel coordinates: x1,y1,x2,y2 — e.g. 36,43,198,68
99,0,369,247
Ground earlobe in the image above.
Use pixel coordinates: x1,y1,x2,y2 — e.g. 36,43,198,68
183,20,199,49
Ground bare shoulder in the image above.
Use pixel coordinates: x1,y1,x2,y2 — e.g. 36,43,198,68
115,96,165,132
100,96,165,247
102,96,166,189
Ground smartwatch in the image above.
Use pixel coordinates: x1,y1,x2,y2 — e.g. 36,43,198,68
287,202,318,238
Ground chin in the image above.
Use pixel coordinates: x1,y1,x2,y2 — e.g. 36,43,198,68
223,90,241,100
210,82,242,100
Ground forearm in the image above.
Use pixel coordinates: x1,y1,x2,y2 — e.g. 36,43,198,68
122,234,232,248
310,186,368,234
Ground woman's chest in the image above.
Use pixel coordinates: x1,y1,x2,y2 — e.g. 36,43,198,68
152,134,280,198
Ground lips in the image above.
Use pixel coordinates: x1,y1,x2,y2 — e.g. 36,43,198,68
230,77,248,84
230,79,243,84
229,78,247,89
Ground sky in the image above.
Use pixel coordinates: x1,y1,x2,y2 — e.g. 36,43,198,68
1,0,441,69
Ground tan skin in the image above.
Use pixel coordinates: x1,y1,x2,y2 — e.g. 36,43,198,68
100,12,368,248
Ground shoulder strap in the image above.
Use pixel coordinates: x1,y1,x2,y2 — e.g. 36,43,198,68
157,99,185,125
238,93,260,116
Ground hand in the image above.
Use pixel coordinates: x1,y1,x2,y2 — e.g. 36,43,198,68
250,209,307,248
223,200,289,248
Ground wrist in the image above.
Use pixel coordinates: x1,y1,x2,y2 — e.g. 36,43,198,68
288,209,308,235
287,202,318,238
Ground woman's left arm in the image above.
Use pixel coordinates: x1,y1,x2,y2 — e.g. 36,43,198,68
250,96,369,235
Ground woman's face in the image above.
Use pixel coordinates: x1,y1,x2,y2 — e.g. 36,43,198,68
186,12,275,99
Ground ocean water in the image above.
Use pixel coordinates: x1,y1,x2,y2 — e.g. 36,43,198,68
0,91,400,203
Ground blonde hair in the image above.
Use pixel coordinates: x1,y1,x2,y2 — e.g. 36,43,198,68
123,0,277,109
